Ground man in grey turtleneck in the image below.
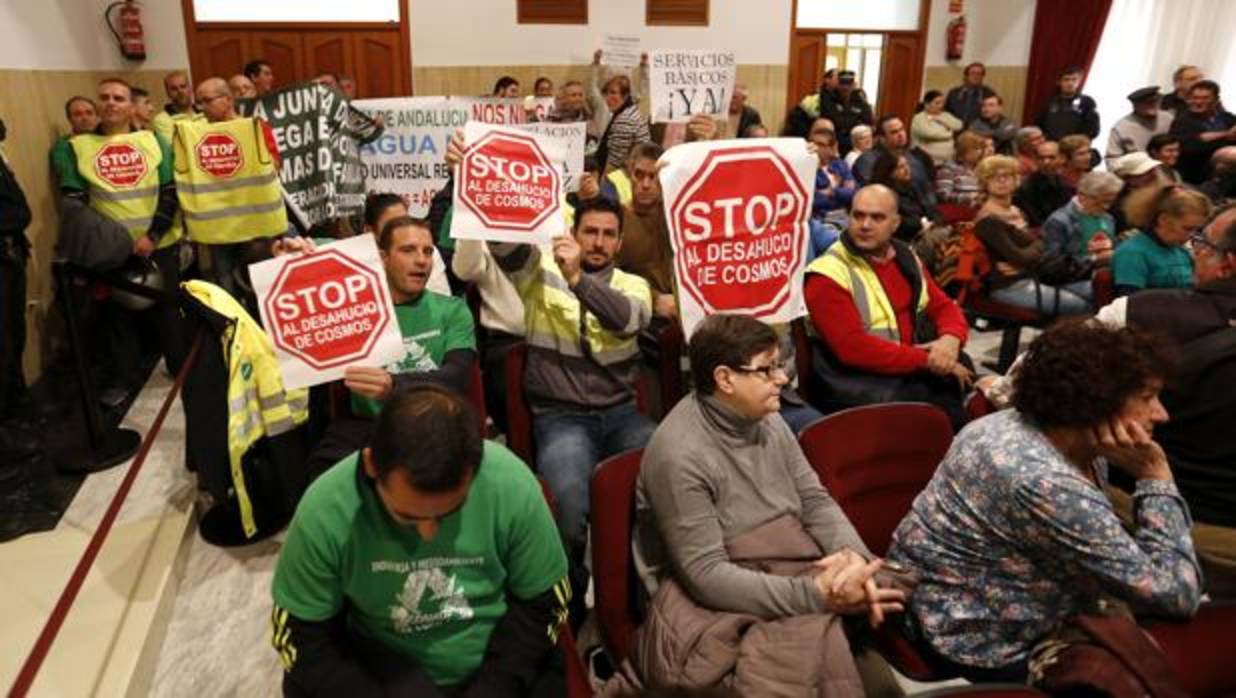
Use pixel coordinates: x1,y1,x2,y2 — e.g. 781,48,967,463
633,314,904,621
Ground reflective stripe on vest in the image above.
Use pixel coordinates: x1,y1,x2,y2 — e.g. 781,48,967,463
805,243,929,343
70,131,183,248
173,117,288,244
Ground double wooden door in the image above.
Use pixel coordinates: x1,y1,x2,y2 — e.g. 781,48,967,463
787,31,926,126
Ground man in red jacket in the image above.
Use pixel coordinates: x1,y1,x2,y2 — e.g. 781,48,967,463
803,184,972,426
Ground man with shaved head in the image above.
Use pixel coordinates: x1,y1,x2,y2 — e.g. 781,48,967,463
152,69,202,144
802,185,972,425
196,77,238,123
228,74,257,100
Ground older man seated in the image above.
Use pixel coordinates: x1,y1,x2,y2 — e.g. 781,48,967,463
804,185,972,427
625,314,905,696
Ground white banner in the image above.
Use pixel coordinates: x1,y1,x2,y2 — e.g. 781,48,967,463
451,121,566,245
602,34,642,70
250,235,405,390
658,138,815,337
649,49,737,124
517,120,586,192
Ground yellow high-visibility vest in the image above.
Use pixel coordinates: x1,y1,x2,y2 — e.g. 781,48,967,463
70,130,183,249
805,241,929,343
607,168,633,208
173,117,287,244
152,109,205,147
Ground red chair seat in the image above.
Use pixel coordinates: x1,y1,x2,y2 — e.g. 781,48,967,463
965,294,1042,324
1146,602,1236,697
589,448,645,666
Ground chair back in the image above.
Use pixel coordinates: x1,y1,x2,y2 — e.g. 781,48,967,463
589,448,645,665
798,402,953,556
503,342,534,463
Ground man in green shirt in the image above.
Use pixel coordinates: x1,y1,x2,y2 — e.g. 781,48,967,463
273,385,570,697
304,216,477,481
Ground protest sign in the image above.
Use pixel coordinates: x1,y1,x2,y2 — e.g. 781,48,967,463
354,97,463,215
659,138,815,336
238,82,367,225
451,121,564,244
649,49,737,123
603,34,642,70
517,120,585,192
250,235,404,390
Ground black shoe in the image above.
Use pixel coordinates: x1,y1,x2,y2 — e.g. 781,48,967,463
99,386,130,409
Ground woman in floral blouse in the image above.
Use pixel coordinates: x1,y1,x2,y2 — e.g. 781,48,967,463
887,321,1201,681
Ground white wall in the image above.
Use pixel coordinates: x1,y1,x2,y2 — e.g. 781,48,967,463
0,0,190,70
410,0,793,66
925,0,1035,67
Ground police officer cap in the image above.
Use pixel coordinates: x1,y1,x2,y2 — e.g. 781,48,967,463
1127,86,1161,103
838,70,856,84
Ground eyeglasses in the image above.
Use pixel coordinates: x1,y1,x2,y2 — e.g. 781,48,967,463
1190,231,1224,255
731,362,790,381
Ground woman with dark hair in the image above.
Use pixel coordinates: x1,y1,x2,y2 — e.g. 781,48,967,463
911,89,963,164
870,149,940,243
887,321,1201,683
492,75,520,98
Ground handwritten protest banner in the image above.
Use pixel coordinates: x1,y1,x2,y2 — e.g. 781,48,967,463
451,122,565,245
649,49,737,124
659,138,815,336
250,235,404,390
517,121,585,192
238,82,368,225
603,34,642,71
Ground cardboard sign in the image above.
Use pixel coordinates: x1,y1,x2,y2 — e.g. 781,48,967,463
659,138,815,336
517,120,586,192
603,34,642,71
451,121,565,244
649,49,737,124
250,235,404,390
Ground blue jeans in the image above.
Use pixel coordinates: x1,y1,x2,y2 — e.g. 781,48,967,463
533,401,655,559
990,278,1092,316
780,401,823,434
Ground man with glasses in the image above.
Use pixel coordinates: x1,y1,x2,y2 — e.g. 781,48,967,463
803,185,971,427
272,385,571,696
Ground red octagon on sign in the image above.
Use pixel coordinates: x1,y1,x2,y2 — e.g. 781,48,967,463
458,131,560,231
264,249,393,370
668,146,809,318
196,132,244,178
93,142,149,188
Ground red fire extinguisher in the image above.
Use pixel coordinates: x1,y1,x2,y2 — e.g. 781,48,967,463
106,1,146,61
946,15,966,62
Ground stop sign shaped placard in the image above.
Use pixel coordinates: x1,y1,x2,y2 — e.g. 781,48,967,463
196,132,244,178
264,248,393,370
458,128,561,232
667,145,810,322
94,142,149,188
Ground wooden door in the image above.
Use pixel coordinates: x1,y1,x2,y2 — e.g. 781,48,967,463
252,32,305,90
353,31,405,98
878,34,926,121
787,33,826,112
193,31,251,81
304,32,354,83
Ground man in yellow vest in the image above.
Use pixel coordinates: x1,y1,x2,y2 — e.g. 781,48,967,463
57,78,187,403
803,185,972,427
151,70,203,145
177,77,287,295
490,196,654,580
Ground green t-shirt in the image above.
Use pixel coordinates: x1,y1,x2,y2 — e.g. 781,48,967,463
271,442,568,687
350,290,476,418
52,131,174,191
1076,211,1114,252
1111,230,1194,291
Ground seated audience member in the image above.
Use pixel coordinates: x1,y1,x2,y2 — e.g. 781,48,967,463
1170,80,1236,185
743,124,769,138
934,130,988,216
1057,134,1093,188
629,313,905,696
844,124,873,168
228,74,257,99
1114,184,1212,295
974,156,1093,315
492,75,520,98
888,321,1201,683
302,217,476,480
1042,171,1122,271
533,76,554,98
1109,152,1171,233
1036,65,1100,141
1147,133,1184,183
489,197,654,578
944,62,996,126
362,192,450,296
819,70,873,154
614,143,676,322
1162,64,1204,114
1013,126,1045,175
808,127,856,258
869,150,939,244
1013,140,1075,227
550,80,589,125
272,386,570,697
1105,86,1172,168
589,50,651,173
969,94,1018,155
804,185,972,427
568,154,619,210
853,116,937,212
1199,146,1236,205
910,90,963,165
725,84,762,139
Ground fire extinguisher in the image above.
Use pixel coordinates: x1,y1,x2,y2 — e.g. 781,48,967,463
106,1,146,61
946,15,966,62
